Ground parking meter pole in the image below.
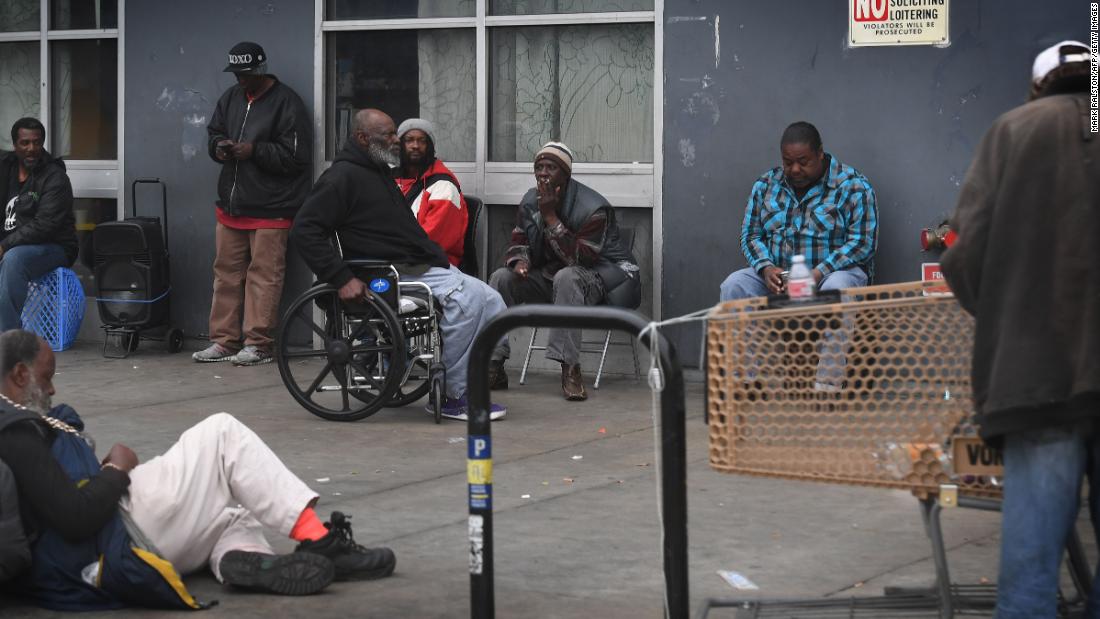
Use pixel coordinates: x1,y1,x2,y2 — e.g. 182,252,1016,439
467,305,688,619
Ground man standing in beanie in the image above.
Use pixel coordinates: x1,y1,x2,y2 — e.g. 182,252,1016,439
941,40,1098,618
488,142,640,401
394,118,468,267
194,42,311,366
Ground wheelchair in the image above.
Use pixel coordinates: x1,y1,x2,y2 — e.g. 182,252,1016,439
275,260,446,423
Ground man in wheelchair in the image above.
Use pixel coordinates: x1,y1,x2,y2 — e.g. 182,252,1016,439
290,109,506,422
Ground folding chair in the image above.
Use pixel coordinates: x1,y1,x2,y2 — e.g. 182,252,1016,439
459,195,485,279
518,227,641,389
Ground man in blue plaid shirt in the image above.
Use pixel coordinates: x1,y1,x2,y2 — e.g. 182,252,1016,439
719,122,877,301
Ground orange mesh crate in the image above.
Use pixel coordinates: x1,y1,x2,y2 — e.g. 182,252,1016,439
706,281,1001,500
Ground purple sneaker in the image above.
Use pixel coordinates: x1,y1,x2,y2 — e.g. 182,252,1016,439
426,395,506,421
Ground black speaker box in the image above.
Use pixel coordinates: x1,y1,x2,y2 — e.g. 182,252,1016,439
93,217,170,328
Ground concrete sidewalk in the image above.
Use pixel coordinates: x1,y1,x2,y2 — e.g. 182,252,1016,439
0,341,1028,618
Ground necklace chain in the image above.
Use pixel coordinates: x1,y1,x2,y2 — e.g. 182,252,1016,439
0,392,80,435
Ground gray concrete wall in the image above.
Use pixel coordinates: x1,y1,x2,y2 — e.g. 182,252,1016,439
123,0,315,341
661,0,1084,365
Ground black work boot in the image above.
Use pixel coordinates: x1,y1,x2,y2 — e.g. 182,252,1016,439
295,511,396,581
487,359,509,390
219,550,334,595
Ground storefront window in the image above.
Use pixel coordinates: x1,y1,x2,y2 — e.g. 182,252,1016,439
50,0,117,30
326,29,476,160
0,0,39,32
490,0,653,15
0,41,41,149
327,0,474,20
322,1,656,165
489,23,653,162
50,38,118,159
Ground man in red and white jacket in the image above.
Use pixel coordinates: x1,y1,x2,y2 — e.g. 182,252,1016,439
394,119,468,266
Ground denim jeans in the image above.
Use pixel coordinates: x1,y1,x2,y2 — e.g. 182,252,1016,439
718,265,868,301
997,422,1100,619
718,266,868,386
405,265,507,399
0,243,69,331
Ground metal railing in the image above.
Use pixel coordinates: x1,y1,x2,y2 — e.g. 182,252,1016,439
465,304,689,619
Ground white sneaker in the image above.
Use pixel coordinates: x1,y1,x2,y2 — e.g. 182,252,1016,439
192,343,237,363
233,345,273,366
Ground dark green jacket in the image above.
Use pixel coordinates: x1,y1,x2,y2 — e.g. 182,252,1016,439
942,92,1100,439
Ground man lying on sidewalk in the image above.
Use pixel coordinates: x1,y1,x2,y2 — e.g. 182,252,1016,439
0,329,395,610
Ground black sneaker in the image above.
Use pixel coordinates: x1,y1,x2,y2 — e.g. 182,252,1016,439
295,511,396,581
219,550,334,596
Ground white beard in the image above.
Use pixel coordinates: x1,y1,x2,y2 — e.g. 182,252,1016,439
25,379,52,413
368,142,400,168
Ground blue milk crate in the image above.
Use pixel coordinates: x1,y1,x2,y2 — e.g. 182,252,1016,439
21,267,86,352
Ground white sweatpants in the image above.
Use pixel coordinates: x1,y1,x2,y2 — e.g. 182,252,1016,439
119,413,319,581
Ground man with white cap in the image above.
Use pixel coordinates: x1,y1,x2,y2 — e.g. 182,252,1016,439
488,142,641,401
196,42,311,367
942,40,1097,618
394,118,468,266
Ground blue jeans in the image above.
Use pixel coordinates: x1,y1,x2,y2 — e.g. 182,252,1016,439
718,265,868,301
718,266,868,387
997,422,1100,619
406,265,507,400
0,243,69,331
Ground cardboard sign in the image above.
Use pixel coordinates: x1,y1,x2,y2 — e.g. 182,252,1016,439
921,262,952,296
850,0,950,47
951,436,1004,477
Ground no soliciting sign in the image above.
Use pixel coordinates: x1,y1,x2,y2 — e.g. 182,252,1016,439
850,0,949,47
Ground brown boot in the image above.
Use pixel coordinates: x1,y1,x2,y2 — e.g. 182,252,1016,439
561,363,588,401
487,360,509,390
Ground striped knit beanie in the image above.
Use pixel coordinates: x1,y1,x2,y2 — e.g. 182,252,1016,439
534,141,574,174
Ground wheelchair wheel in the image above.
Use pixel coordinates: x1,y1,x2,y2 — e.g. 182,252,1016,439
384,329,436,407
430,370,445,424
276,284,406,422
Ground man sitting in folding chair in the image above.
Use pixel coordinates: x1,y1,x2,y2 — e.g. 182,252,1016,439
488,142,641,401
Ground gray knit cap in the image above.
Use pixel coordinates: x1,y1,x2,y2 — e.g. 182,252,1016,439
397,118,437,153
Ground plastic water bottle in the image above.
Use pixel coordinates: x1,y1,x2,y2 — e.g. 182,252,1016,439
787,254,815,300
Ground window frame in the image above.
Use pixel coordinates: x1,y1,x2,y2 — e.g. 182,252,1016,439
0,0,124,211
315,0,664,313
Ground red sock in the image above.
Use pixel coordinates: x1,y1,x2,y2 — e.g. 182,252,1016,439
290,507,328,542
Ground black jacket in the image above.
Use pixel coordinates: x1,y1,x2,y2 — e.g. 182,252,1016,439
207,78,311,219
291,140,448,288
0,151,78,264
942,91,1100,440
